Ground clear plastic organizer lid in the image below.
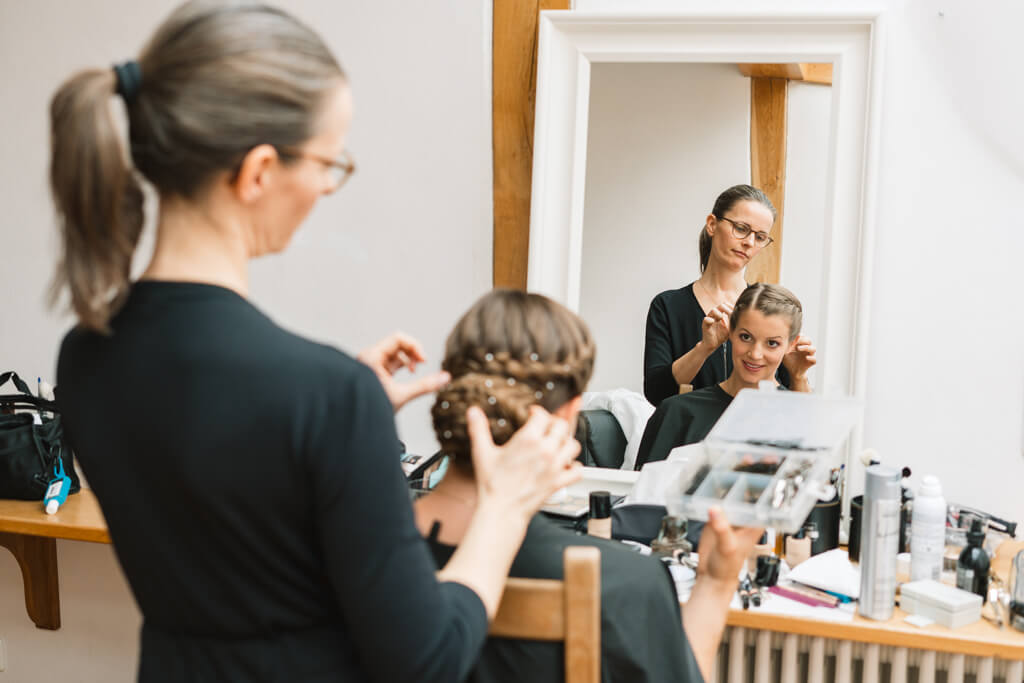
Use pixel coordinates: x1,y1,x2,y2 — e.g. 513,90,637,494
664,388,863,533
708,388,863,451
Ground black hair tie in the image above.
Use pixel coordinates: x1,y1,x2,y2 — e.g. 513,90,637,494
113,61,142,103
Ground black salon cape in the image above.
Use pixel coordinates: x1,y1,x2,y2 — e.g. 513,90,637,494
427,514,703,683
634,385,734,470
57,282,487,683
643,284,790,407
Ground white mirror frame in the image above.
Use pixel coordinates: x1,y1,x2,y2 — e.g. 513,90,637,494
527,9,885,460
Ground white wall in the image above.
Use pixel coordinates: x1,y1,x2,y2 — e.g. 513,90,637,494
576,0,1024,524
0,1,491,679
579,63,830,394
579,62,750,393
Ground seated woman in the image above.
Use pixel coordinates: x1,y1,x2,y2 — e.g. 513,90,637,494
635,283,806,470
415,289,763,683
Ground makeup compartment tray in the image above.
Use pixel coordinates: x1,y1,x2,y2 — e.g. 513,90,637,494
663,389,862,533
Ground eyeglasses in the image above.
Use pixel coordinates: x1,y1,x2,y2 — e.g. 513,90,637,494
277,147,357,191
718,216,774,247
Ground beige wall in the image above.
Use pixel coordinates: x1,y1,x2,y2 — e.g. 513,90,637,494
0,0,492,679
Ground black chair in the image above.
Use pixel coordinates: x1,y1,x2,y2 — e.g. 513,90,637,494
575,409,627,470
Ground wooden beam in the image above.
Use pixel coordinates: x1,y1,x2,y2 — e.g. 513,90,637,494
738,63,804,80
738,63,833,86
798,63,833,85
492,0,569,290
747,77,788,284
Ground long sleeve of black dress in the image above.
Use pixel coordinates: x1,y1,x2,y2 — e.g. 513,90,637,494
57,282,487,683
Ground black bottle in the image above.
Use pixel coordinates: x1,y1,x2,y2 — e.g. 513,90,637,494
956,518,990,603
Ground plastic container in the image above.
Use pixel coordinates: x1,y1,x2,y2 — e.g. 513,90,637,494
663,389,862,533
901,579,982,629
909,475,946,582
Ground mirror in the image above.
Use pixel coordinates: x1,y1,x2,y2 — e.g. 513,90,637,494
578,61,832,394
526,10,885,462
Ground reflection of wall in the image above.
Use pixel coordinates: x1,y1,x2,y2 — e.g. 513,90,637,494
780,81,831,361
579,63,749,393
579,63,831,394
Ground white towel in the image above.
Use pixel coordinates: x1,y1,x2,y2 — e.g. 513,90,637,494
581,388,655,471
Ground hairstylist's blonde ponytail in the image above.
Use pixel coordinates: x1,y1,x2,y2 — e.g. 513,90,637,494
49,68,144,332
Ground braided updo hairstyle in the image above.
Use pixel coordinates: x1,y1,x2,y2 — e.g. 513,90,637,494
432,289,595,471
729,283,803,340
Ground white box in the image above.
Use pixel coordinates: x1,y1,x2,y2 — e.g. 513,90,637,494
663,388,862,533
900,579,982,629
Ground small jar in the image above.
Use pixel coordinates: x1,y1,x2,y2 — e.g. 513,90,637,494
588,490,612,539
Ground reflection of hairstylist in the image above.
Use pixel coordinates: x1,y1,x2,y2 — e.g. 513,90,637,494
49,3,580,681
643,185,816,406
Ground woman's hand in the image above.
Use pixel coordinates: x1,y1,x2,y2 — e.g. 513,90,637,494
700,303,732,351
467,405,582,523
783,334,817,386
357,332,450,412
696,507,765,590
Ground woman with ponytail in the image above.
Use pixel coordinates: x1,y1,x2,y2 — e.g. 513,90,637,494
415,289,764,683
50,3,581,682
642,184,817,406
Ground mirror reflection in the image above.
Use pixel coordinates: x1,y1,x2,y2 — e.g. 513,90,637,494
577,62,833,400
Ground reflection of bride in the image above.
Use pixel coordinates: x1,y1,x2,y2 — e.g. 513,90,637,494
642,184,816,407
636,282,805,469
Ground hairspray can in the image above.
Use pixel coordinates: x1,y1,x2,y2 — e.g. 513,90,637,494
858,465,901,620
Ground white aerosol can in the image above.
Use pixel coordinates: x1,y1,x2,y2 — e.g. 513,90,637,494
858,465,902,620
910,475,946,582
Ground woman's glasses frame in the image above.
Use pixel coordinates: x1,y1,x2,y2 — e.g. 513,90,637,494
277,146,357,191
718,215,774,247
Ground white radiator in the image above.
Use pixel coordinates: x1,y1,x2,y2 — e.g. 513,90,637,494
715,626,1024,683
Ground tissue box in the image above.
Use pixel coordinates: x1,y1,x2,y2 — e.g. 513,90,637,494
663,389,861,533
900,580,982,629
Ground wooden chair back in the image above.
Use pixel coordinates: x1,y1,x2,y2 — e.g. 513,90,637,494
490,545,601,683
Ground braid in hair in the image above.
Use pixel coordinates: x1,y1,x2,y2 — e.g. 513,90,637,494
432,290,596,470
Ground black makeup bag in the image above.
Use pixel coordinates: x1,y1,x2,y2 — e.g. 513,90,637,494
0,371,81,500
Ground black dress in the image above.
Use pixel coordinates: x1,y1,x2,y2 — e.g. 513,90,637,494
426,514,704,683
634,385,734,470
643,284,790,407
57,282,487,683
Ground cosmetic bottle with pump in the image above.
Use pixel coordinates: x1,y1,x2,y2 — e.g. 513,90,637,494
588,491,612,539
956,518,990,603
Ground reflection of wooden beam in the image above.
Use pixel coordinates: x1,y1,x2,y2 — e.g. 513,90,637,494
738,63,833,86
493,1,569,290
748,77,787,284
